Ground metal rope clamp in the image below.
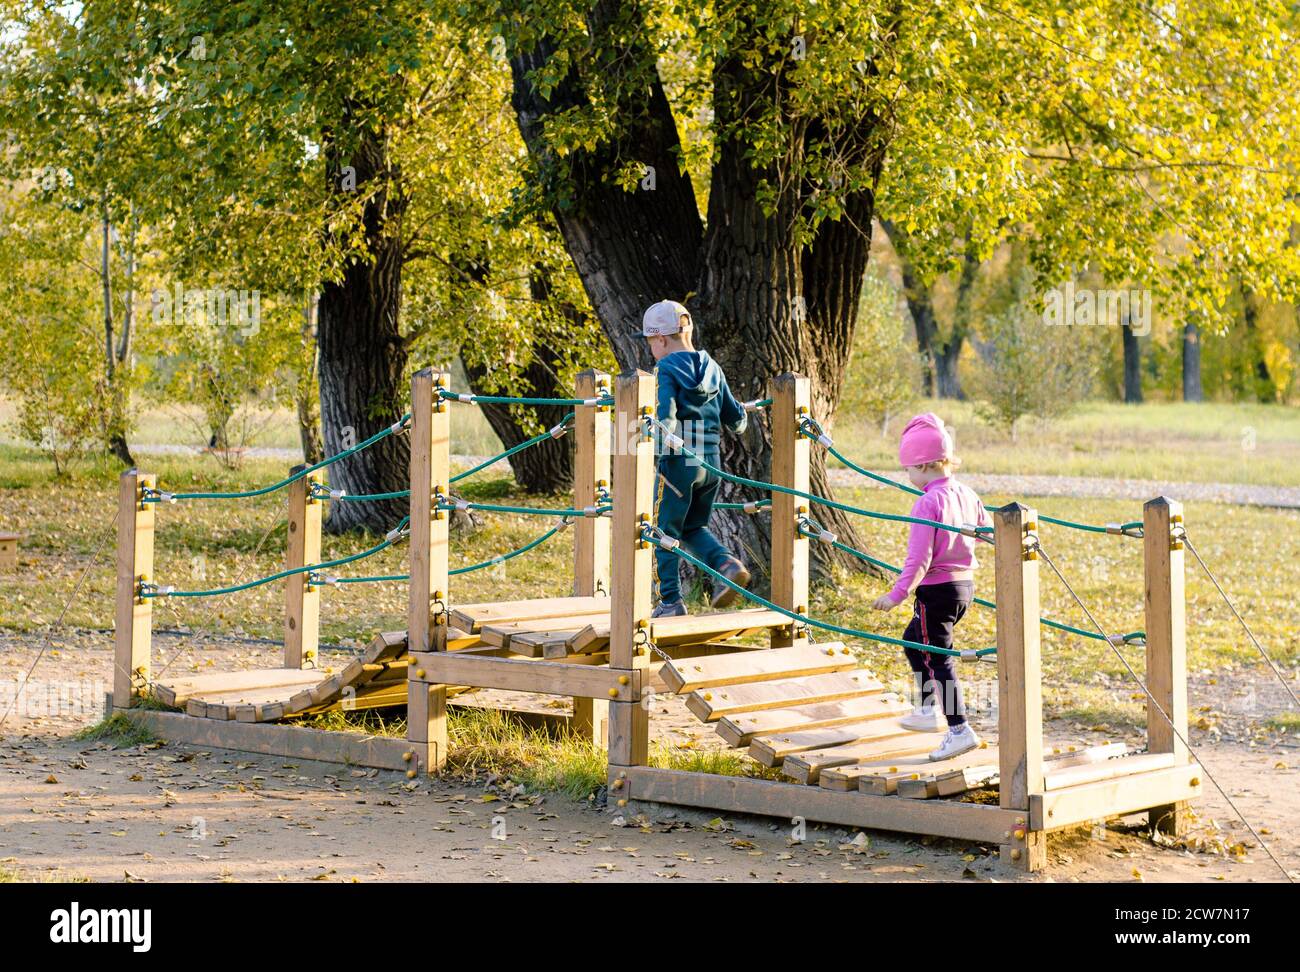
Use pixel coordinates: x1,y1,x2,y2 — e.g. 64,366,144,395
1105,522,1145,539
799,415,832,448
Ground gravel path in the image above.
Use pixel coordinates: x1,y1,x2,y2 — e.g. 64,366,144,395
132,444,1300,509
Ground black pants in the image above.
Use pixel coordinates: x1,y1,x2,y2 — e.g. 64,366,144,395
902,580,973,727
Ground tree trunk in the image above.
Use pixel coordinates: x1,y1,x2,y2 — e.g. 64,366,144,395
1122,321,1143,403
297,293,324,465
317,121,411,534
463,343,574,494
99,202,134,467
509,8,885,582
1182,320,1203,403
1241,287,1273,400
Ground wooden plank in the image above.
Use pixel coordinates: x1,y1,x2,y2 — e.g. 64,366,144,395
114,471,155,709
769,373,810,648
621,766,1024,844
572,608,792,656
933,742,1127,798
118,707,413,771
152,668,323,708
994,502,1047,870
687,669,882,722
411,651,641,701
1044,752,1176,791
784,733,948,785
716,694,911,747
896,747,1008,798
748,716,918,768
1144,496,1191,836
660,642,857,694
284,467,323,669
573,368,612,599
1031,763,1203,831
449,596,610,634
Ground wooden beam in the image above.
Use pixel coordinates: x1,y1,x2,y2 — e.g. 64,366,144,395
607,370,655,780
993,502,1046,871
410,652,641,701
284,465,323,669
662,642,857,694
1031,763,1203,831
621,766,1024,844
1043,752,1176,791
1144,496,1191,836
114,470,155,710
407,368,451,774
768,374,810,648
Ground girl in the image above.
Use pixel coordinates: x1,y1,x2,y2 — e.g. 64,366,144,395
872,413,992,761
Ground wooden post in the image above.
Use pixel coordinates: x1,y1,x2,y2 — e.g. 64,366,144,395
993,502,1046,871
769,374,811,649
1144,496,1190,836
407,368,452,774
284,466,323,669
572,369,612,744
607,370,655,799
114,470,155,710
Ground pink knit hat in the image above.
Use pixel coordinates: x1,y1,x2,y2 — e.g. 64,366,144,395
898,413,953,467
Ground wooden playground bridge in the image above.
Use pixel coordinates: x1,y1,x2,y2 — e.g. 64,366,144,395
112,368,1201,872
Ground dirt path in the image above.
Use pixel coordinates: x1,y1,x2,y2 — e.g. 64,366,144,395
1,631,1296,883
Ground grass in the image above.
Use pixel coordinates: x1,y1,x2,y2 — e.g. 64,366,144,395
836,398,1300,488
73,712,159,746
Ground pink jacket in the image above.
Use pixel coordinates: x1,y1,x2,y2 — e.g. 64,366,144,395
884,477,992,606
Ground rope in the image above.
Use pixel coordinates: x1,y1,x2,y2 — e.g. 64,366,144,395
143,415,411,502
141,517,410,598
323,521,569,584
1035,540,1292,883
642,525,995,659
799,419,1142,536
1183,534,1298,709
441,499,608,519
439,388,612,408
651,417,991,539
797,516,1145,646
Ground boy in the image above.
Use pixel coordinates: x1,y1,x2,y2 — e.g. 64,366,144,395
642,299,752,617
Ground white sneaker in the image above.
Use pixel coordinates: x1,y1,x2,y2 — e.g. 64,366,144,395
929,724,980,761
899,705,946,732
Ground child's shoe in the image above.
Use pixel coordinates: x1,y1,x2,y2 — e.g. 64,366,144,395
899,704,947,732
928,723,980,761
651,600,688,619
710,559,752,609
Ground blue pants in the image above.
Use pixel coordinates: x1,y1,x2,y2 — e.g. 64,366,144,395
654,455,736,604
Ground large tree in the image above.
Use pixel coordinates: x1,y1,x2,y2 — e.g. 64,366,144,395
496,0,1300,573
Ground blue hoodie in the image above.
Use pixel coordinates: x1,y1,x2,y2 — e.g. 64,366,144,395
656,350,747,458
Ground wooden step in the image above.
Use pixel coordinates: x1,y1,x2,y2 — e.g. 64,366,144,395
748,718,919,768
570,608,793,655
450,596,610,634
687,670,883,722
1044,751,1174,791
154,668,323,708
814,743,995,794
715,694,911,747
660,642,857,694
930,741,1128,798
782,732,948,785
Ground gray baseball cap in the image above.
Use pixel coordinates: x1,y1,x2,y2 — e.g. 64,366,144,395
642,299,691,337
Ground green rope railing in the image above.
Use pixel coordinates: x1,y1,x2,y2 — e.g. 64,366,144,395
440,388,612,408
140,517,410,598
642,525,995,658
440,498,609,518
798,418,1144,537
651,417,991,539
321,521,568,585
796,516,1145,647
142,415,411,503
